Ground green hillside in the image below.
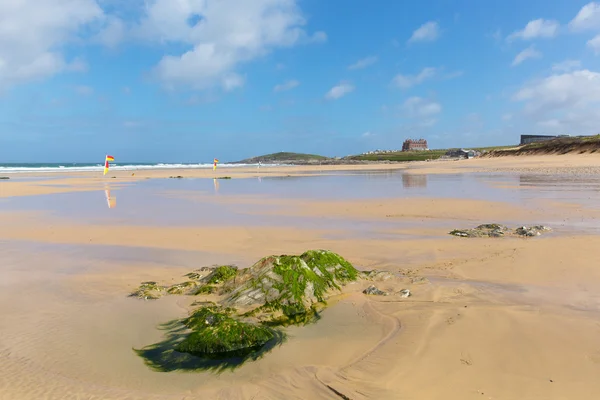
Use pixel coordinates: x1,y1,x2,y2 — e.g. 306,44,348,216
346,150,447,162
236,152,329,164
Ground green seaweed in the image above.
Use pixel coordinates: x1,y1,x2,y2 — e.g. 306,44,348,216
134,250,358,369
167,281,198,295
230,250,358,324
134,318,285,373
206,265,238,285
129,281,165,300
175,306,278,358
184,271,203,280
194,285,217,295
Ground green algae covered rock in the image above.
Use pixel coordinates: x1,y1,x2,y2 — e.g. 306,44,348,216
129,281,166,300
224,250,358,323
167,281,199,295
133,250,358,366
174,306,275,358
205,265,238,285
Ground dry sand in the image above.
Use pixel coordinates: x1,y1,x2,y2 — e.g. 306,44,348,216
1,154,600,399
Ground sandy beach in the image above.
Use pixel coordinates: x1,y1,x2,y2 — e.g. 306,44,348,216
2,154,600,399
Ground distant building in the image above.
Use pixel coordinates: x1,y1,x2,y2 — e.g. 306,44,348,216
444,149,480,159
520,134,566,145
402,138,429,151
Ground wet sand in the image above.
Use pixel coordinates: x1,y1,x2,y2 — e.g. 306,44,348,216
2,156,600,399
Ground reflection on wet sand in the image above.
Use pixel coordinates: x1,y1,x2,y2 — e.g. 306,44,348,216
104,187,116,209
402,174,427,188
519,174,600,190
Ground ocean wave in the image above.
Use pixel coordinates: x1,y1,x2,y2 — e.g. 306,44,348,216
0,163,270,173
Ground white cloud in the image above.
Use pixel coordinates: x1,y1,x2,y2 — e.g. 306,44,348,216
392,67,461,89
513,69,600,124
74,85,94,95
502,113,513,121
401,97,441,118
392,67,436,89
408,21,440,43
512,45,542,66
94,16,125,48
0,0,104,90
274,79,299,92
133,0,324,91
362,131,374,138
222,73,245,91
552,59,582,72
569,2,600,31
587,34,600,54
310,31,328,43
325,83,354,100
348,56,378,70
123,86,131,95
507,19,559,41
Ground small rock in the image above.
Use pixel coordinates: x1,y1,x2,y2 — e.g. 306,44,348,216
410,276,429,285
0,177,9,180
515,225,552,237
363,285,388,296
398,289,411,298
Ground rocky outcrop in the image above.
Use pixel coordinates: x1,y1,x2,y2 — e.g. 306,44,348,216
363,285,388,296
224,250,358,324
129,265,238,299
132,250,359,360
450,224,509,238
450,224,551,238
515,225,552,237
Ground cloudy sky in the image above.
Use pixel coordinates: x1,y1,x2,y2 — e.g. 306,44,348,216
1,0,599,162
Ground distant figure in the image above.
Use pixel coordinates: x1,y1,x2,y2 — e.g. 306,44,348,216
258,161,261,169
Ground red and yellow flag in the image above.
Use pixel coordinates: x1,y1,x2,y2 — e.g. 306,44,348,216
213,158,219,171
104,155,115,175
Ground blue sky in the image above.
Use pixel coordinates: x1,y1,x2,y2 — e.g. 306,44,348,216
1,0,600,162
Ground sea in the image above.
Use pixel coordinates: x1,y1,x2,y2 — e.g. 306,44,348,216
0,162,260,173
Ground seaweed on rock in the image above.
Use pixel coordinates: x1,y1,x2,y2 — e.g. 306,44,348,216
166,281,199,295
129,281,165,300
205,265,238,285
132,250,358,370
134,318,285,373
174,306,276,358
225,250,358,324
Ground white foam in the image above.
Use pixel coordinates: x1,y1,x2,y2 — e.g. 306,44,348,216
0,163,283,174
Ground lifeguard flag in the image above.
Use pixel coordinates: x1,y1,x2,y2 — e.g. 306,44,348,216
104,155,115,175
213,158,219,171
